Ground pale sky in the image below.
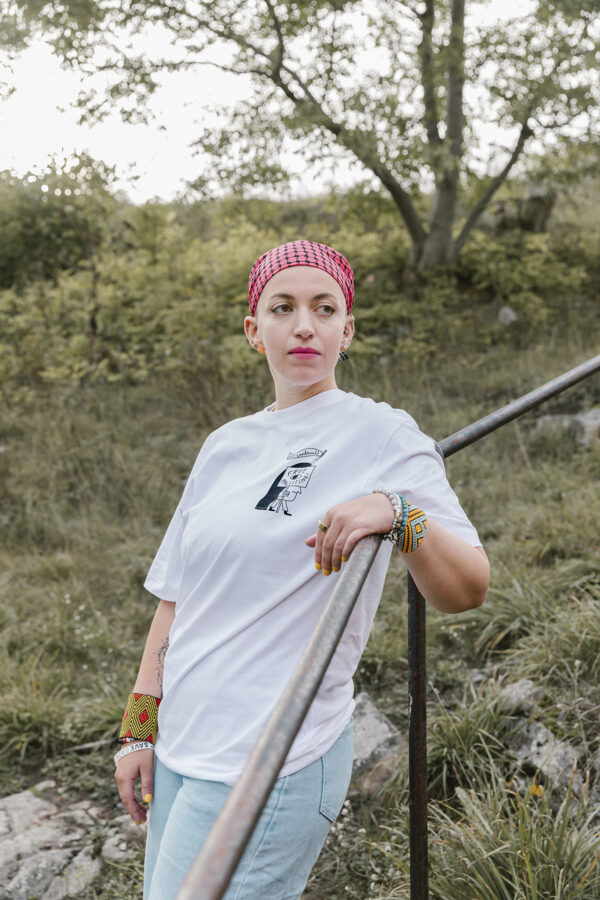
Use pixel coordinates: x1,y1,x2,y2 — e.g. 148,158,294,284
0,1,535,202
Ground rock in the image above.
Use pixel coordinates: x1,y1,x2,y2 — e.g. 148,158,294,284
33,780,57,793
498,305,518,325
111,812,147,841
467,668,488,687
359,754,402,796
0,788,57,833
497,678,544,714
352,692,403,774
0,849,72,900
535,408,600,447
0,784,109,899
101,833,130,863
0,821,64,870
576,408,600,446
510,721,583,795
44,847,102,900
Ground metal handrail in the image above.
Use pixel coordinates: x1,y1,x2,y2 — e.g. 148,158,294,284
176,353,600,900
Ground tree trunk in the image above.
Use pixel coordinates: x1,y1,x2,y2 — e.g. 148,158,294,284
418,187,457,270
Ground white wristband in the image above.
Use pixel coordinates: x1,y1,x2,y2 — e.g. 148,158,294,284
113,741,154,765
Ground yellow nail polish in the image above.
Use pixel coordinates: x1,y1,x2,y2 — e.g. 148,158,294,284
144,793,153,803
332,566,339,573
323,569,331,576
315,563,321,571
341,557,347,563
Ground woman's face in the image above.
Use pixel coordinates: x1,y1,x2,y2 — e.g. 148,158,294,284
244,266,354,391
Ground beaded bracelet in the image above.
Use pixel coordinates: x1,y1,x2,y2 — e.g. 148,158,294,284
373,489,427,552
113,741,154,765
118,693,161,745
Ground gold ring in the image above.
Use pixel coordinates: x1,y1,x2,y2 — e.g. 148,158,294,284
318,520,329,533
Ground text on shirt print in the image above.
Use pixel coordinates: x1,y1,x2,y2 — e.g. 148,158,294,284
255,448,327,516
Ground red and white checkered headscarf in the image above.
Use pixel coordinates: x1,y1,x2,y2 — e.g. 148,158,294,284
248,240,354,315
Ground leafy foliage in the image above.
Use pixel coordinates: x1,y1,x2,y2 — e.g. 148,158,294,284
4,0,599,267
0,169,598,399
0,154,116,289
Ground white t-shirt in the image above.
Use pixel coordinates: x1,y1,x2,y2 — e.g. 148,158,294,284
144,389,480,784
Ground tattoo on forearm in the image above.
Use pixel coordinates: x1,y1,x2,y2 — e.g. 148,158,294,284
155,636,169,695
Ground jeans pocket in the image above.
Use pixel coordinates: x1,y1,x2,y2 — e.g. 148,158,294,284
318,720,354,823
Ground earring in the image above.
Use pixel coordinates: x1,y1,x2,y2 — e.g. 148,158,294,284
338,349,349,362
258,346,265,355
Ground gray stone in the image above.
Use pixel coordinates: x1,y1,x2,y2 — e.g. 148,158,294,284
33,780,57,793
0,822,65,868
591,747,600,777
0,788,57,833
44,847,102,900
498,305,518,325
535,408,600,447
0,808,9,838
111,813,146,841
510,721,583,794
576,408,600,446
352,692,402,773
497,678,543,714
101,833,130,863
0,848,72,900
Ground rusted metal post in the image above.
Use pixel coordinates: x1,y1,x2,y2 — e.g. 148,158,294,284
408,574,428,900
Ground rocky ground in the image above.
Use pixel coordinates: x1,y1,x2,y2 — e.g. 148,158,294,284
1,693,402,900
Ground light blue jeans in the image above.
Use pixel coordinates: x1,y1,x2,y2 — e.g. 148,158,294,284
144,717,354,900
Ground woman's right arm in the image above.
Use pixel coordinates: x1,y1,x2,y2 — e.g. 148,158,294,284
114,598,176,824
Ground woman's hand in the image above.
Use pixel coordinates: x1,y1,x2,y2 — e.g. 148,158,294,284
114,748,155,824
305,493,394,574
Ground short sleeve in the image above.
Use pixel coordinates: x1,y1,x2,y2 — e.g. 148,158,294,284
370,416,481,547
143,433,216,603
144,503,185,603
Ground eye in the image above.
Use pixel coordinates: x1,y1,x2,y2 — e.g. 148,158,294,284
317,304,336,316
272,302,292,314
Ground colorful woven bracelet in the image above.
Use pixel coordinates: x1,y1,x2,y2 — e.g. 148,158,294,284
118,693,161,745
373,489,427,552
399,501,428,553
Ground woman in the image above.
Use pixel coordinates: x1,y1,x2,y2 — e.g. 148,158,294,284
114,240,489,900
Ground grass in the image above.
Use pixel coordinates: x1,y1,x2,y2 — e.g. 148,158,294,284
1,315,599,897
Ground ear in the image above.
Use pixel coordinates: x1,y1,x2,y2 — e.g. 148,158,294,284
244,315,259,348
342,314,355,348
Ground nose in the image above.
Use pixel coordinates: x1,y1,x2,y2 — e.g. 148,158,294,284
293,307,315,339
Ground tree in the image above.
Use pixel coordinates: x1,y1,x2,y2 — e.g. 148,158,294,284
0,154,116,288
4,0,599,271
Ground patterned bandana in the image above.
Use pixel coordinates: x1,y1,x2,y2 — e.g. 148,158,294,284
248,240,354,315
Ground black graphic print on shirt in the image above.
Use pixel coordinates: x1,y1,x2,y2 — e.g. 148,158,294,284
255,447,327,516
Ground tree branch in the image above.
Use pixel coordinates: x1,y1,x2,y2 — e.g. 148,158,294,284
452,118,533,257
264,0,285,80
269,66,425,247
417,0,441,148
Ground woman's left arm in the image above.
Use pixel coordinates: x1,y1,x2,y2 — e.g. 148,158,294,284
399,520,489,613
306,493,489,614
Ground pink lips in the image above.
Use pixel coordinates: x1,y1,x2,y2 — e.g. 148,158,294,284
289,347,320,356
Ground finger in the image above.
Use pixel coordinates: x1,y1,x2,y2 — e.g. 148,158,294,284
314,516,332,570
115,767,146,824
304,533,317,548
140,756,155,805
340,528,372,566
320,520,344,575
330,526,354,573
